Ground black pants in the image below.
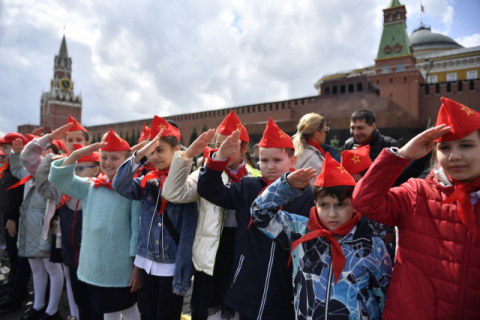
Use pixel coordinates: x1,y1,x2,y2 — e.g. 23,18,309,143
142,271,184,320
3,216,31,302
239,314,255,320
68,266,103,320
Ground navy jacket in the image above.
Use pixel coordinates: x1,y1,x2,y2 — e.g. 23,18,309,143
58,202,83,269
113,154,198,295
197,160,314,319
0,165,24,222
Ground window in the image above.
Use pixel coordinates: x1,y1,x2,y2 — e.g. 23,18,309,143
384,45,391,55
356,83,363,92
340,85,346,94
396,63,404,71
348,84,354,93
446,82,451,94
447,73,457,82
325,87,331,95
425,85,430,95
458,81,463,93
470,80,475,91
396,12,400,19
435,83,440,95
467,70,478,80
382,65,389,74
390,78,393,84
332,86,338,95
387,13,392,21
427,75,438,84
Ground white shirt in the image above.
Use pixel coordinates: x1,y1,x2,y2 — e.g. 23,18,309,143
338,226,357,244
130,160,176,276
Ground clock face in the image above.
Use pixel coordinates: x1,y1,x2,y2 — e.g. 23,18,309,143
59,78,72,91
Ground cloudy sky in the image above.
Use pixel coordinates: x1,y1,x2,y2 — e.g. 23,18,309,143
0,0,479,135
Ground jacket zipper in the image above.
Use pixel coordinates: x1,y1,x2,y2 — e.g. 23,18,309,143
456,232,472,319
257,242,276,320
231,254,245,287
324,244,333,320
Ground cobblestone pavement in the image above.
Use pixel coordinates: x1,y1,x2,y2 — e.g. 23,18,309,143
0,262,192,320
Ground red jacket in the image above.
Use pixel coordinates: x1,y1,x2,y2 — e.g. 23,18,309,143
352,149,480,320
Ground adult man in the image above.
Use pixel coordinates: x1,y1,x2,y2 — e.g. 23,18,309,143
344,110,400,161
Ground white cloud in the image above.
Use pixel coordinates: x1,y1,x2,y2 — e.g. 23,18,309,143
456,34,480,48
0,0,467,135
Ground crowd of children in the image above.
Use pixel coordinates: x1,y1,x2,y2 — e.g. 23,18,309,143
0,96,479,320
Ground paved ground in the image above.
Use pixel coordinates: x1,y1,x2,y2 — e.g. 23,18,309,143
0,255,192,320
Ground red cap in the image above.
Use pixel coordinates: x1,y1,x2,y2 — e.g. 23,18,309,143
73,144,100,163
138,123,151,143
149,116,181,142
2,133,27,145
341,145,372,176
66,115,88,133
217,111,249,143
101,129,131,152
314,152,356,188
258,118,294,149
26,134,40,143
435,97,480,142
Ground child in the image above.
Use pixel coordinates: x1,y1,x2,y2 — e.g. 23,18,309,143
9,137,64,320
63,115,90,153
341,145,397,263
162,111,260,320
112,116,198,320
49,129,141,320
196,118,315,320
352,97,480,319
251,152,392,319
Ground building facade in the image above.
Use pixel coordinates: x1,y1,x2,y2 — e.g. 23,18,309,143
19,0,480,147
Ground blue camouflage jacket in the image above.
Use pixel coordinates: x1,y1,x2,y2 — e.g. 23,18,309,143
251,174,392,320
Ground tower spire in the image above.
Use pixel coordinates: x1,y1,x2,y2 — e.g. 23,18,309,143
388,0,402,8
59,33,68,58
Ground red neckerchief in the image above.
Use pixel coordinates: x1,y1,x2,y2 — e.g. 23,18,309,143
247,168,296,230
307,140,326,157
441,174,480,240
141,169,170,215
290,207,361,284
56,194,73,209
7,175,33,190
359,133,374,147
134,163,156,178
225,161,247,184
88,173,112,189
0,162,9,179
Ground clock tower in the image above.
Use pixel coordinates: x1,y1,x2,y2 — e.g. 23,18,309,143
39,35,82,131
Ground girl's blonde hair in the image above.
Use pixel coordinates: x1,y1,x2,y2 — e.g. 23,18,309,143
292,113,326,157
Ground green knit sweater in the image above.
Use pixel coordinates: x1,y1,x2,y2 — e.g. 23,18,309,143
49,159,141,287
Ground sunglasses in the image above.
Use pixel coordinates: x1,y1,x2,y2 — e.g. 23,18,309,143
74,165,98,173
319,127,330,136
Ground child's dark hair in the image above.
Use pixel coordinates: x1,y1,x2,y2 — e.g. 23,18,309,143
283,148,295,158
47,144,60,155
159,136,180,149
313,185,354,202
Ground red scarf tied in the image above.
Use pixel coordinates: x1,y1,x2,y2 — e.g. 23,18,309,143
7,175,33,190
441,175,480,240
225,161,247,184
141,169,169,215
0,162,9,179
56,194,73,209
134,163,156,178
88,173,113,189
307,140,326,157
290,207,361,285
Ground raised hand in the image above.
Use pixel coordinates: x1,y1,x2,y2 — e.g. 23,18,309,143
61,142,107,167
135,130,163,164
47,123,73,141
397,124,451,159
12,138,24,154
286,168,317,190
217,129,241,159
131,140,148,153
184,129,215,159
31,127,44,137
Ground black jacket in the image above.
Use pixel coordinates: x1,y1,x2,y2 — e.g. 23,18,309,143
344,129,400,161
197,164,314,319
58,203,83,269
0,165,24,222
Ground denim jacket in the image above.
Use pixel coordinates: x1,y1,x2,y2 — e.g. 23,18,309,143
113,153,198,295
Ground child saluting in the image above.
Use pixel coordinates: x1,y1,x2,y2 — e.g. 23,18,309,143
251,152,392,319
352,97,480,319
197,118,314,320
